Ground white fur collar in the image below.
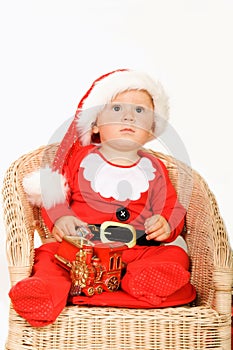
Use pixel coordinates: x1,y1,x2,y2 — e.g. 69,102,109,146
80,153,156,201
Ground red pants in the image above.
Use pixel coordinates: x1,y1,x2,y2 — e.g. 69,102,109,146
9,242,190,327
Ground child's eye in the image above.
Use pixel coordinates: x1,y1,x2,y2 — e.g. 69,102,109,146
112,104,122,112
135,106,144,114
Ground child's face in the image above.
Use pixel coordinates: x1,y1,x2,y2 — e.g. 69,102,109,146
93,90,155,149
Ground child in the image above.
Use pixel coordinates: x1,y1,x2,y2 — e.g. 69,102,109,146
9,69,196,327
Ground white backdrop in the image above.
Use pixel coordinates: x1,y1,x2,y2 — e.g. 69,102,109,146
1,0,232,347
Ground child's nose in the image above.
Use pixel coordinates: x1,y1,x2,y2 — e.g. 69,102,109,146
121,109,135,122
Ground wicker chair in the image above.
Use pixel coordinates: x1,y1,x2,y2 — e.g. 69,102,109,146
2,143,233,350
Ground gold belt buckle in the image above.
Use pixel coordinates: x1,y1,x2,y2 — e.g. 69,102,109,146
100,221,136,248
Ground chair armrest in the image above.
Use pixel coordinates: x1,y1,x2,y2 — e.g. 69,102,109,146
184,167,233,314
150,150,233,314
2,154,36,286
2,144,59,287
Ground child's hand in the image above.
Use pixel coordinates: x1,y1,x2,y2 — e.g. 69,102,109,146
144,215,171,242
52,216,88,242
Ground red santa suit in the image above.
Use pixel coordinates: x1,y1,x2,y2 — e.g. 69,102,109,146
9,69,196,327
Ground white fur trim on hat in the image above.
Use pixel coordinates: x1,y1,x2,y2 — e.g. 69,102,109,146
23,166,69,209
76,70,169,146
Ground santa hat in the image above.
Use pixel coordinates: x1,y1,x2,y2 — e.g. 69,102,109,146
23,69,170,209
76,69,169,146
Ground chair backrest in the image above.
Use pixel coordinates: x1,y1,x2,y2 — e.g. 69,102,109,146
2,143,231,308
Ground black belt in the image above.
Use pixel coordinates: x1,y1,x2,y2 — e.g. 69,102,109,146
88,224,161,247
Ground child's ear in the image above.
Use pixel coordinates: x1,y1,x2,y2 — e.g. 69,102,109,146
148,121,156,140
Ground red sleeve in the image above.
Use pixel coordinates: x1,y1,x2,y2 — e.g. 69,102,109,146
41,144,95,232
149,156,186,243
41,204,76,232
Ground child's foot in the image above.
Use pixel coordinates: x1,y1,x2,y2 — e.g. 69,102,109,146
9,277,56,326
121,262,190,305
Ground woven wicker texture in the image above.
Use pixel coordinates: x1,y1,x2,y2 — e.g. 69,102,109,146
2,143,233,350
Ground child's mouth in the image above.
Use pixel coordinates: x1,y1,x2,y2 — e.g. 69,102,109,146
120,128,135,133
